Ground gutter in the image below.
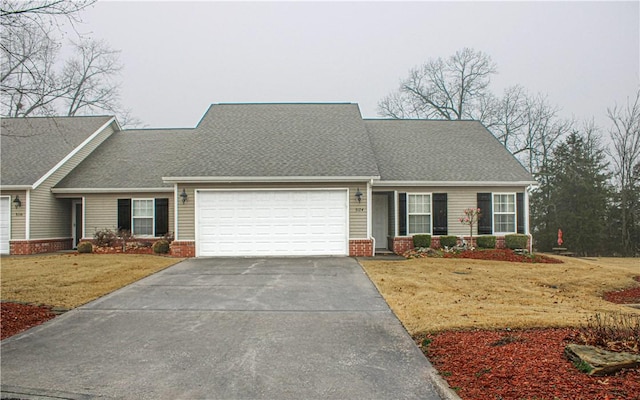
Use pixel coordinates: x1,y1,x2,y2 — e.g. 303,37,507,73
162,176,381,184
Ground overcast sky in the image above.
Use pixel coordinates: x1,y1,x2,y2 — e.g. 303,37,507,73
76,1,639,129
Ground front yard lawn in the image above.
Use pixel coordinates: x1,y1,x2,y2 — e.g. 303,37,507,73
1,253,182,308
361,256,640,400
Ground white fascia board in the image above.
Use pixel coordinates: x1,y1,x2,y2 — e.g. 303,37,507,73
373,180,538,187
33,118,117,190
52,187,173,194
162,176,380,184
0,185,32,190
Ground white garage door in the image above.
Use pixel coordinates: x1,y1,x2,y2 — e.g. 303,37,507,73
0,197,10,255
197,190,348,256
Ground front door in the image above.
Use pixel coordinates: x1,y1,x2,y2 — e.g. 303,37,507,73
72,200,83,248
373,194,388,250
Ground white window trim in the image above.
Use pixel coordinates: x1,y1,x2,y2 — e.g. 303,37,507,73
492,192,516,235
132,198,155,237
407,193,432,235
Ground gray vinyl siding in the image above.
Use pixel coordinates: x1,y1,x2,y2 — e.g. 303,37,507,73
0,190,26,239
177,182,369,241
374,185,528,237
29,123,116,239
82,192,174,239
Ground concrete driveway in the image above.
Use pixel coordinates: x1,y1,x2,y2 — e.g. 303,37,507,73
1,257,448,399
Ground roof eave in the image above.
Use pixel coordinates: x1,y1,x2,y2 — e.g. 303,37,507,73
52,187,173,194
373,180,538,187
162,176,381,184
0,185,32,190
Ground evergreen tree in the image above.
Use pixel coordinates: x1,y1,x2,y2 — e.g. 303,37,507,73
530,129,611,255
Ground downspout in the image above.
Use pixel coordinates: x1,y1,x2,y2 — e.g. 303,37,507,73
25,189,30,240
368,179,374,256
174,184,179,241
526,184,533,253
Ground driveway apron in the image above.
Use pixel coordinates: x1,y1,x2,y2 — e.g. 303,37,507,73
1,257,444,399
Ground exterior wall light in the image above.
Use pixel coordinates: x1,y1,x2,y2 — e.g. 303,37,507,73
355,188,363,203
13,195,22,208
180,189,188,204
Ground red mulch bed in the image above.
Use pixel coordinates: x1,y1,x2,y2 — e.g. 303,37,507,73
605,276,640,304
444,249,563,263
420,328,640,400
1,302,56,340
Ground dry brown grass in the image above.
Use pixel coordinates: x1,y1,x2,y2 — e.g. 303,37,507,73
1,254,182,308
360,256,640,335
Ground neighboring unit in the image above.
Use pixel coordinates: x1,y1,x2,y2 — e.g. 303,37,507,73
0,103,536,257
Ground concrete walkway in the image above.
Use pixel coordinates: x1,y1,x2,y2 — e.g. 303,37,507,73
1,257,448,399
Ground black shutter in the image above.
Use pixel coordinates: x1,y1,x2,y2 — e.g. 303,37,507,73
398,193,407,236
477,193,493,235
432,193,448,235
516,192,525,234
117,199,131,232
155,198,169,237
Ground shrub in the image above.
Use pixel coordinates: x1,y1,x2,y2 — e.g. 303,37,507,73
476,235,496,249
575,312,640,354
94,228,118,247
439,236,458,249
77,242,93,253
413,234,431,248
152,240,170,254
505,234,528,250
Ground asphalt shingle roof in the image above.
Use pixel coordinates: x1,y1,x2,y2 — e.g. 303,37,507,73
56,129,194,189
364,119,534,182
1,116,113,186
33,104,534,190
180,103,381,178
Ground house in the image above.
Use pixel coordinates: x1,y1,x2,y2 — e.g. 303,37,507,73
0,103,536,257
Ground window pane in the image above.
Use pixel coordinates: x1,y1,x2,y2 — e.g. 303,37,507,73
409,215,430,234
133,218,153,236
133,199,153,217
494,214,515,233
494,194,515,213
409,194,430,214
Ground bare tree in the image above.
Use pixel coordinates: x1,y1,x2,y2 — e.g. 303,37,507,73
1,0,138,125
378,48,497,121
62,38,122,116
486,85,528,151
1,19,63,116
607,90,640,255
521,94,573,173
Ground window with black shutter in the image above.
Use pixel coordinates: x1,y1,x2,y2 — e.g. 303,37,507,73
118,198,169,237
432,193,448,235
516,192,525,234
117,199,131,232
155,198,169,236
477,193,493,235
398,193,407,236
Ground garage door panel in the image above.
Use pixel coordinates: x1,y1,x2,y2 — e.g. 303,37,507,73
197,190,348,256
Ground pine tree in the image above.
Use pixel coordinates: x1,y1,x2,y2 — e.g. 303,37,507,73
530,129,611,255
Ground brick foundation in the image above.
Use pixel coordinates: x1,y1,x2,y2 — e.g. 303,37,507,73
10,238,73,255
392,237,414,255
391,235,532,254
170,241,196,258
349,239,373,257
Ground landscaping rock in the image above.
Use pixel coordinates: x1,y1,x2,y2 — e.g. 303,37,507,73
565,344,640,376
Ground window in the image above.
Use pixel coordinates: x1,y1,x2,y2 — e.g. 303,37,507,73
493,193,516,233
117,198,169,237
132,199,154,236
408,194,431,234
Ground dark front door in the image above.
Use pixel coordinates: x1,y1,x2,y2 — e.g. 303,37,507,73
74,202,82,247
